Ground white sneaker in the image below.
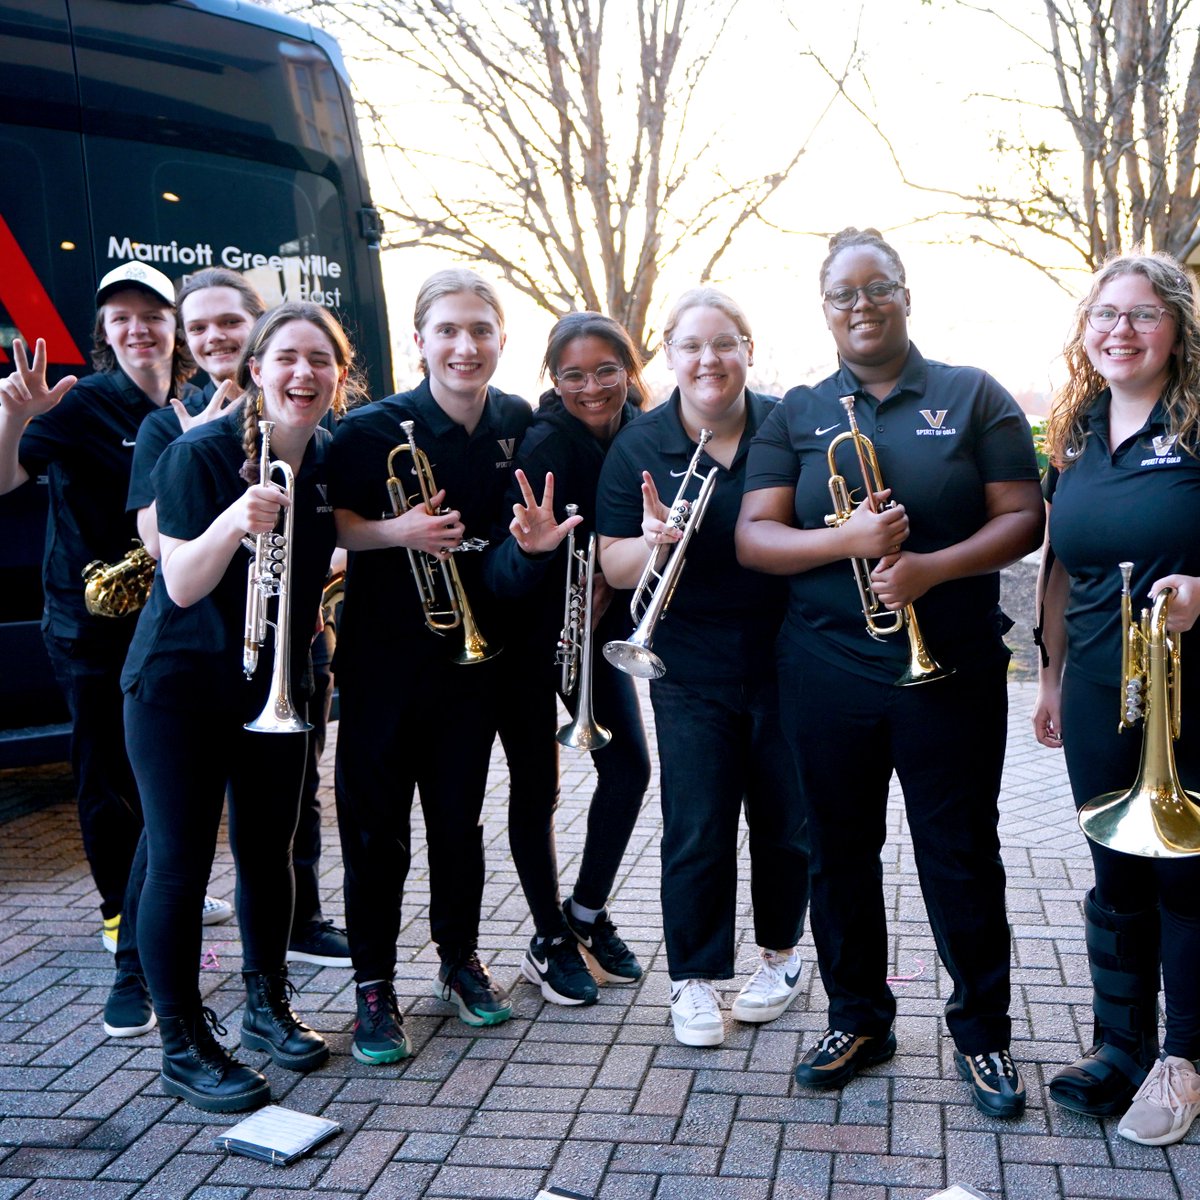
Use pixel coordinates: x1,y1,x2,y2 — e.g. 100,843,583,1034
1118,1055,1200,1146
670,978,724,1047
731,948,803,1024
201,895,233,926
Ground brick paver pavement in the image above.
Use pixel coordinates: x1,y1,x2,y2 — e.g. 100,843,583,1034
2,681,1198,1199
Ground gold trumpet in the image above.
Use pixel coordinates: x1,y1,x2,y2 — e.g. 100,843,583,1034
242,419,312,734
603,429,718,679
386,419,497,665
1078,562,1200,857
555,504,611,750
83,540,156,618
825,395,950,687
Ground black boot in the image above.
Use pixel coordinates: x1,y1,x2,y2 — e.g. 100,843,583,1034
1049,890,1160,1116
159,1007,270,1113
241,969,329,1072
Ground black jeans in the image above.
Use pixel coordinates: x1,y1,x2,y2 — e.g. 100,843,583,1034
1062,668,1200,1058
779,644,1012,1054
294,621,335,932
126,696,304,1018
650,672,809,980
498,654,651,939
45,627,142,918
334,658,498,984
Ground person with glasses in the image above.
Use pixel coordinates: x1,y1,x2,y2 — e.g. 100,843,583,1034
1033,251,1200,1145
736,227,1042,1118
484,312,651,1007
595,288,811,1047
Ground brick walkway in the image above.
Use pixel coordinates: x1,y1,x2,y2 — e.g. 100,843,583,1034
1,681,1197,1199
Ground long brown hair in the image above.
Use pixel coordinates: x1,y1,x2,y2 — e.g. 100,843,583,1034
1045,250,1200,467
91,290,194,392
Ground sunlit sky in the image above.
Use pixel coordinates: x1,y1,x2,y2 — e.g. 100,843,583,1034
284,0,1099,410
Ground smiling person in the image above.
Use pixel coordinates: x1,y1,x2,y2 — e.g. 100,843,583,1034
1033,251,1200,1146
736,227,1043,1118
595,288,811,1047
121,301,357,1112
484,313,651,1007
0,263,196,958
329,268,531,1062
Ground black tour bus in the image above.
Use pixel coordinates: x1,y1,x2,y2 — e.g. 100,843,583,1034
0,0,392,766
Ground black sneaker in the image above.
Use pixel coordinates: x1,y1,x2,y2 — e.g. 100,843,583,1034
286,920,352,967
521,935,599,1006
563,898,643,983
352,981,411,1064
103,972,156,1038
794,1028,897,1088
432,951,512,1027
955,1048,1026,1118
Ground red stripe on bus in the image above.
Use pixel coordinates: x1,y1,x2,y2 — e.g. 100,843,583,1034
0,215,86,365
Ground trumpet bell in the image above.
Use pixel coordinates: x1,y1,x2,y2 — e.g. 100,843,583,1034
602,638,665,679
556,714,612,750
1078,778,1200,858
244,699,313,735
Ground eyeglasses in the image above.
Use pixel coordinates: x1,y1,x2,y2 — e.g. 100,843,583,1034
556,364,626,391
1085,304,1172,334
665,334,750,358
822,280,904,310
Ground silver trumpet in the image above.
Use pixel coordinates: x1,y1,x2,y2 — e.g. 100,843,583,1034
603,429,718,679
555,504,611,750
242,419,312,734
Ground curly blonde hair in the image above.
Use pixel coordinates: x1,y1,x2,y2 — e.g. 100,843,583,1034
1046,249,1200,467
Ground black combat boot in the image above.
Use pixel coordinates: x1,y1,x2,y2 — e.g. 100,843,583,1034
241,969,329,1071
1048,890,1160,1116
159,1007,270,1113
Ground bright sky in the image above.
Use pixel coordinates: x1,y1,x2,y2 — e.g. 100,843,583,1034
293,0,1090,411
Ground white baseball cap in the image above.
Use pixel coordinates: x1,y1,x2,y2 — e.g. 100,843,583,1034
95,263,175,307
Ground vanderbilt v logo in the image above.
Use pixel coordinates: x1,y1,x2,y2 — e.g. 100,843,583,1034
919,409,949,429
316,483,329,505
1152,434,1178,457
497,437,516,458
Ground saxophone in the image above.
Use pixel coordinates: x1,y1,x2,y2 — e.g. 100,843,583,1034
82,540,156,618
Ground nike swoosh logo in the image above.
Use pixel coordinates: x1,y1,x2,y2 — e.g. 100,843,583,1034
530,955,548,972
785,969,801,988
815,425,839,436
121,438,137,447
575,932,593,949
669,468,690,477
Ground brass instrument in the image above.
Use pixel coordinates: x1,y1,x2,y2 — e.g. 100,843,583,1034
387,419,497,665
603,429,718,679
83,540,155,618
1078,562,1200,856
825,394,950,687
555,504,611,750
242,419,312,734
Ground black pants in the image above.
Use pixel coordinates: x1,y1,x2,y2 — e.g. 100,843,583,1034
650,672,809,980
497,654,650,939
126,695,305,1019
334,658,498,984
779,645,1012,1054
1062,668,1200,1058
45,627,142,918
294,622,335,932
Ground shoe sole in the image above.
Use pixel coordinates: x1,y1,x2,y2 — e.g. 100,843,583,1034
731,982,804,1024
954,1052,1026,1119
160,1070,270,1113
1047,1080,1133,1117
430,979,512,1027
103,1012,157,1038
520,958,598,1006
240,1028,330,1072
1118,1112,1199,1146
671,1017,725,1047
101,934,117,954
201,902,233,927
795,1030,897,1088
575,944,641,984
351,1040,411,1064
285,948,353,968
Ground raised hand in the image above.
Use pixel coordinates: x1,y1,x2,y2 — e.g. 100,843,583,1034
0,338,77,419
509,469,581,554
172,379,238,432
640,471,679,548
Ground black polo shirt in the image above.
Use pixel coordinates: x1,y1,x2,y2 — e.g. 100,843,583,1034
127,390,209,512
327,377,533,676
1047,390,1200,685
17,368,201,638
485,394,640,653
120,409,335,716
744,344,1039,683
595,389,785,683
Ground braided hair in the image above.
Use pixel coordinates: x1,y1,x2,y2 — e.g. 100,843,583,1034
818,227,907,293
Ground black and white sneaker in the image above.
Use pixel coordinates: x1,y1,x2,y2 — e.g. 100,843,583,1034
286,920,352,967
563,898,643,983
521,936,599,1005
103,972,156,1038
